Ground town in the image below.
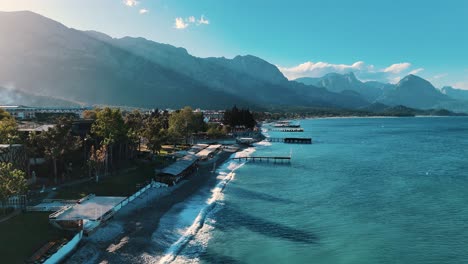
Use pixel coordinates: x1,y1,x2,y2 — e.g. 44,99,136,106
0,105,261,263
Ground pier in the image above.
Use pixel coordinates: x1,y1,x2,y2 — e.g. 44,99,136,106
269,128,304,132
266,137,312,144
232,156,291,163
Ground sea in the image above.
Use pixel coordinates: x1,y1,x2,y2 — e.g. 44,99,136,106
153,116,468,264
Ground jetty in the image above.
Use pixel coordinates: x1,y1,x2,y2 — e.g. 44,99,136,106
232,156,291,163
269,128,304,132
266,137,312,144
273,121,301,128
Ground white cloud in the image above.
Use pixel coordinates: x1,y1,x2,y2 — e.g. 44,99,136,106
383,63,411,74
278,61,424,84
187,16,196,23
453,82,468,90
197,15,210,25
278,61,368,80
174,17,189,29
124,0,139,7
408,68,424,75
174,15,209,29
139,9,149,14
433,73,448,80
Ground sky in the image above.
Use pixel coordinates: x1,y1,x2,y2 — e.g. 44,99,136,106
0,0,467,89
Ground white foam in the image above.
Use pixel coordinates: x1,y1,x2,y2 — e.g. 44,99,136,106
156,148,255,264
255,140,272,147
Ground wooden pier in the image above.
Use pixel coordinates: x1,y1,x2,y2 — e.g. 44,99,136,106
232,156,291,163
269,128,304,132
266,137,312,144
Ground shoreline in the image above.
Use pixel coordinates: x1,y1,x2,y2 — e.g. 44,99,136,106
66,147,242,263
264,115,466,125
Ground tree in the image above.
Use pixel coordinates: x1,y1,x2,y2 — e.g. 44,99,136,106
0,162,27,214
82,109,99,120
223,106,256,129
169,107,205,144
143,116,166,155
124,110,144,154
0,113,19,144
207,124,226,138
40,118,82,182
0,109,12,120
91,108,128,174
88,145,106,182
21,131,42,175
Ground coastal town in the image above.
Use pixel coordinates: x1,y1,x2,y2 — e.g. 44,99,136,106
0,105,263,263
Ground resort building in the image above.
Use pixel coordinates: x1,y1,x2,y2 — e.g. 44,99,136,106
49,194,127,233
155,154,199,185
196,144,221,160
0,105,91,120
202,110,225,123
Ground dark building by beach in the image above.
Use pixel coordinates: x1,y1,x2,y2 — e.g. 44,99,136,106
155,154,199,185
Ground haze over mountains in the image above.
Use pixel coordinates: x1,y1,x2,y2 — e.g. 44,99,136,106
1,11,467,112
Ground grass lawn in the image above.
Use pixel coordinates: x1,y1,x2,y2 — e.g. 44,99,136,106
54,159,172,199
0,212,64,264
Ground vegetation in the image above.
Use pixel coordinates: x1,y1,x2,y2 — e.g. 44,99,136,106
169,106,206,143
206,123,227,138
0,109,19,144
54,162,159,199
223,106,256,129
0,162,27,214
39,118,82,182
0,212,63,264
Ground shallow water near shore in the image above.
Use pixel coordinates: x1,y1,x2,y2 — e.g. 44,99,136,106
164,117,468,264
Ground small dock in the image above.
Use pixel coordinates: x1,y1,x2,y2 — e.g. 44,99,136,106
266,137,312,144
269,128,304,132
232,156,291,163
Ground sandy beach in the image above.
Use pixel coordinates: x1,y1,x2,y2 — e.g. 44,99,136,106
66,148,238,264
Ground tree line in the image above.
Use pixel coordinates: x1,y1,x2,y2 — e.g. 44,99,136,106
0,106,256,209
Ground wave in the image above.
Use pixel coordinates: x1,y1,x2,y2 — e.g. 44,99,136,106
156,146,257,264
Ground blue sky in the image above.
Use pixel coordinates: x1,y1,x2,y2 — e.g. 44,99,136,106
1,0,467,88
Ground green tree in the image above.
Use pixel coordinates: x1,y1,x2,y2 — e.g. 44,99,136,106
207,124,226,138
82,109,99,120
21,131,42,175
0,113,19,144
223,106,256,129
143,116,167,155
91,108,128,174
88,145,106,182
40,118,82,182
124,110,144,154
0,109,12,120
0,162,27,214
169,107,205,144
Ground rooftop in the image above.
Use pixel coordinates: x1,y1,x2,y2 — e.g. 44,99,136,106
52,196,126,221
159,154,198,176
18,124,55,132
196,144,221,158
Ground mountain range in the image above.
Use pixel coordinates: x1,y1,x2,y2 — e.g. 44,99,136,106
0,11,467,113
295,73,468,111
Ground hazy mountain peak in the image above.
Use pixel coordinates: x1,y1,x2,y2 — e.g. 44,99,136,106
84,30,113,42
396,75,436,91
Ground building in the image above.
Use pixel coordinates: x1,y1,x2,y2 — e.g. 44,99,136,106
202,110,225,123
49,194,127,233
155,154,198,185
196,144,221,160
0,105,91,120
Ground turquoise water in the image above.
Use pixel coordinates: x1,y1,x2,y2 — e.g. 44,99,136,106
177,117,468,264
